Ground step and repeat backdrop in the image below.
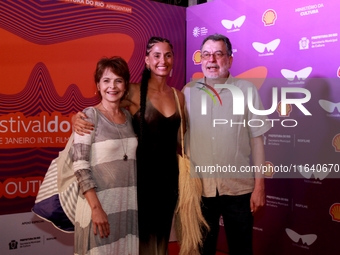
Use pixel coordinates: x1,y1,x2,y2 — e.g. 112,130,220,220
1,0,340,254
0,1,185,254
186,0,340,254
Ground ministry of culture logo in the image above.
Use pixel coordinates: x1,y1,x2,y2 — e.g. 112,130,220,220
9,240,18,250
299,37,310,50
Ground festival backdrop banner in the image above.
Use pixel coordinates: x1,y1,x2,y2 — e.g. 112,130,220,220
187,0,340,254
0,1,185,254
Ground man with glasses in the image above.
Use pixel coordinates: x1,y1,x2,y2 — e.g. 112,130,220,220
182,34,271,255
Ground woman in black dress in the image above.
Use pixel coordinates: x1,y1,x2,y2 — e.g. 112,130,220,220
127,37,185,255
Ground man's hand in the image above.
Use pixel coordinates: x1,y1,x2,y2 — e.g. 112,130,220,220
72,112,94,135
250,135,266,214
250,185,265,214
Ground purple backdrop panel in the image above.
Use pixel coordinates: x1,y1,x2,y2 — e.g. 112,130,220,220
187,0,340,254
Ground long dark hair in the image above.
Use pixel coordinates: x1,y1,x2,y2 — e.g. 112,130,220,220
138,37,174,146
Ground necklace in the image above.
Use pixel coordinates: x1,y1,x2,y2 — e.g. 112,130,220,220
100,103,128,161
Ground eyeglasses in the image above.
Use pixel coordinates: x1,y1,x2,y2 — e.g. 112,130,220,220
201,51,229,60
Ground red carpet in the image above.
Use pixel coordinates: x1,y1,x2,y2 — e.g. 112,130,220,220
168,242,228,255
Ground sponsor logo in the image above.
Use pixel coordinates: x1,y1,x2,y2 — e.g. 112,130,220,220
221,15,246,30
276,101,292,117
192,50,201,65
264,161,275,178
193,26,200,37
319,100,340,113
332,134,340,152
281,67,312,81
286,228,317,246
297,165,330,180
192,26,208,37
329,203,340,222
262,9,277,26
252,39,280,54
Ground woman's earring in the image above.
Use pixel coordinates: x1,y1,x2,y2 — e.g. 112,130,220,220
146,65,150,71
169,69,173,77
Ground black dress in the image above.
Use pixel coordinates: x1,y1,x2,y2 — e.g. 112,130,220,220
133,99,180,255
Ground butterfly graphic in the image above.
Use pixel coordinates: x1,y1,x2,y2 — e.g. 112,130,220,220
221,15,246,29
297,165,330,180
319,100,340,113
286,228,317,246
252,39,280,53
281,67,312,81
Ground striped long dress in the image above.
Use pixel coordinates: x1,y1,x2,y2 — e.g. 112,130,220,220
73,107,138,255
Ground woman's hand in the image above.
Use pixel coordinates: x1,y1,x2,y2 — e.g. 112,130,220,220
91,206,110,238
72,112,94,135
83,189,110,238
